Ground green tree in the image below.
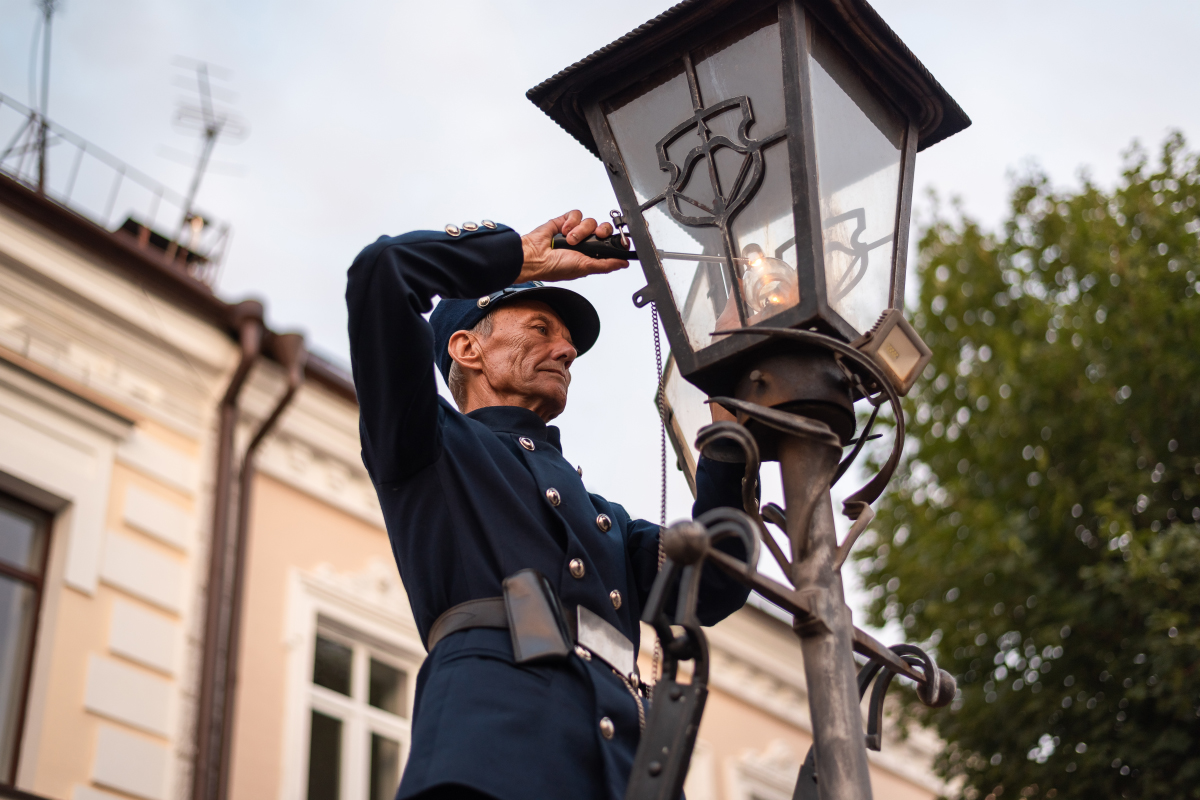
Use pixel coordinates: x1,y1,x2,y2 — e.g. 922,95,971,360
859,133,1200,798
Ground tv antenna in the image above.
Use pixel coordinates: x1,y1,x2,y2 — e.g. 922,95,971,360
167,58,248,256
26,0,60,192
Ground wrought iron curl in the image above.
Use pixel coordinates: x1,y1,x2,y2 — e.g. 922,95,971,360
713,326,906,521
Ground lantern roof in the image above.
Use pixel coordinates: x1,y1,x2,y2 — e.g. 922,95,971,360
527,0,970,159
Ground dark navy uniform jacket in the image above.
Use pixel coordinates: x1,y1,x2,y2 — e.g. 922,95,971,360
346,223,751,800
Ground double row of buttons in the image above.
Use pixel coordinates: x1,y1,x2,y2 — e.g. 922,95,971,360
444,220,497,237
518,434,622,610
545,488,611,533
567,557,622,609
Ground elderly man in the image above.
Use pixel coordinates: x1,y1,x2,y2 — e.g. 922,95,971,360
346,210,751,800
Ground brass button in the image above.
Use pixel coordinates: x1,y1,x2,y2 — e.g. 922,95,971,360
569,558,585,579
596,514,612,532
546,488,561,506
519,437,535,451
462,221,479,231
445,224,461,237
599,717,615,740
610,590,622,610
576,465,583,478
481,219,496,229
575,645,591,660
476,296,491,308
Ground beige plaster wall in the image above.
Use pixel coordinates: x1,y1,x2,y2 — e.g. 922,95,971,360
228,473,392,800
28,453,194,799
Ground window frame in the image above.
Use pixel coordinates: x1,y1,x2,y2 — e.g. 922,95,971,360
306,625,415,800
0,492,52,787
282,563,426,800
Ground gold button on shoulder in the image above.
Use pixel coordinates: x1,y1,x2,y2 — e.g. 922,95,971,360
462,221,479,231
481,219,497,229
444,224,461,237
575,645,591,661
576,465,583,478
609,589,622,610
519,437,535,451
599,716,615,740
545,487,561,506
596,513,612,532
569,558,585,579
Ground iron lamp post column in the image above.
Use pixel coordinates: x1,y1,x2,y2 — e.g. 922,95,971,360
781,437,873,799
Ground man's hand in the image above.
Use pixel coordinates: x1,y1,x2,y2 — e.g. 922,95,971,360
518,210,630,283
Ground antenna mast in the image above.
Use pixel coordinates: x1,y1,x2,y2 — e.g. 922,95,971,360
167,60,247,259
35,0,58,193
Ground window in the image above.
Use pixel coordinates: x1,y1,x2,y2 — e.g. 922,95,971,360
0,494,50,785
306,625,413,800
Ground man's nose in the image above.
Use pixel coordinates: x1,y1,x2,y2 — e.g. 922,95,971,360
552,335,577,366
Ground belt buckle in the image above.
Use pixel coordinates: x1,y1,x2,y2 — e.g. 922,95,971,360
576,605,636,679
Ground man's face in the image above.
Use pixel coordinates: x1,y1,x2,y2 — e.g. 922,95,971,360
471,299,577,420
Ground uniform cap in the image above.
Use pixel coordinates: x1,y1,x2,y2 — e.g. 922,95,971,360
430,282,600,381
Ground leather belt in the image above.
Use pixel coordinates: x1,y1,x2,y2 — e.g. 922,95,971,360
427,596,637,679
426,597,509,650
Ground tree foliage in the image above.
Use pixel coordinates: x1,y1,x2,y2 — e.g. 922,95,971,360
859,133,1200,798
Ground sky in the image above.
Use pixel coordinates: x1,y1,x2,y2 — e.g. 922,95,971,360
2,0,1198,634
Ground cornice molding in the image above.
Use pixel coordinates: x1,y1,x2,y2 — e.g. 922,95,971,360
298,558,420,652
255,431,383,530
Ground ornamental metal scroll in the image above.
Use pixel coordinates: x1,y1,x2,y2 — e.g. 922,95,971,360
641,95,785,233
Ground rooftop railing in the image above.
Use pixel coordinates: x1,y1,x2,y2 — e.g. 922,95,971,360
0,91,230,286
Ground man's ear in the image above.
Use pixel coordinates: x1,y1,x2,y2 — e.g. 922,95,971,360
447,329,484,372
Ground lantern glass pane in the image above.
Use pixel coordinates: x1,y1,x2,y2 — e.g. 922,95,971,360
606,64,695,205
644,204,730,350
606,11,792,353
662,354,708,488
693,9,787,136
808,24,905,334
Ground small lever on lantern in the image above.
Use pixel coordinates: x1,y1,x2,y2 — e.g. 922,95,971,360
551,233,639,261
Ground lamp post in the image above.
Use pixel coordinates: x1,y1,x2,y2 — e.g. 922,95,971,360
530,2,968,798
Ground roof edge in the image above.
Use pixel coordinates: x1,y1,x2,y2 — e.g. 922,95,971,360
0,172,359,405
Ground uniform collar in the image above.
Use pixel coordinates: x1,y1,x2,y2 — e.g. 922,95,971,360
467,406,563,453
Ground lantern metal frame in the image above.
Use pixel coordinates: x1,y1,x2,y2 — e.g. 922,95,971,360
528,0,968,396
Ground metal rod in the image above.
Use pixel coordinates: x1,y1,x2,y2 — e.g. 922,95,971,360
102,166,124,227
37,1,53,193
657,250,726,263
64,141,83,201
779,436,874,800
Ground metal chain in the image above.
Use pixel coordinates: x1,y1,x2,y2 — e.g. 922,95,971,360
653,303,667,530
619,670,647,732
650,302,666,697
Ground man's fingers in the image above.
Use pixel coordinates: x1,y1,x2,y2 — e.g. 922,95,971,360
567,217,599,245
559,209,584,237
595,222,614,240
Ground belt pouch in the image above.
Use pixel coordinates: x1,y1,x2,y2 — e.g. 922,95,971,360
502,569,573,664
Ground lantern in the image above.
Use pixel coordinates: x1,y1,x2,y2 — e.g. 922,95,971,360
529,0,968,399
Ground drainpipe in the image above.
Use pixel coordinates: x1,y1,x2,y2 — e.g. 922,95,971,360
216,332,307,800
193,300,264,800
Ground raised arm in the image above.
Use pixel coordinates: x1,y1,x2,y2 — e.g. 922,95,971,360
346,212,628,485
347,226,523,484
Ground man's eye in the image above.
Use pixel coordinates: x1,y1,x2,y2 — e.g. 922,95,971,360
536,326,548,335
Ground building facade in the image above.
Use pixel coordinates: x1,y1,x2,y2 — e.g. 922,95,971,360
0,159,943,800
